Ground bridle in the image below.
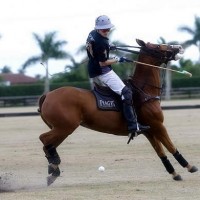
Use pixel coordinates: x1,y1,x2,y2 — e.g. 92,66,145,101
122,41,183,104
117,41,183,66
116,42,182,94
136,45,173,91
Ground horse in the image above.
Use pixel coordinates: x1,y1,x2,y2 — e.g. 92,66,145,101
38,39,198,186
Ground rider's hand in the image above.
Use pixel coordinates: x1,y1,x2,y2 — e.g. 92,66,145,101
109,44,117,51
114,56,127,63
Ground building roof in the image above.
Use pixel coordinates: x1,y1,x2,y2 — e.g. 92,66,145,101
0,73,38,85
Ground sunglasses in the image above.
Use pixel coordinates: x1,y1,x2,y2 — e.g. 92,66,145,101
101,29,111,33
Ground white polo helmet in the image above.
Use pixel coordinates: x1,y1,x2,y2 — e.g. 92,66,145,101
95,15,114,30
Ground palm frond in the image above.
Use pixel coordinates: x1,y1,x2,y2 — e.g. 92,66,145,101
22,56,41,69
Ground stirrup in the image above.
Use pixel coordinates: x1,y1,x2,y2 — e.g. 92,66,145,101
127,130,141,144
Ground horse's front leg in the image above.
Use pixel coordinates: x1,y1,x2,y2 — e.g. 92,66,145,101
145,132,182,181
153,123,198,176
172,150,198,174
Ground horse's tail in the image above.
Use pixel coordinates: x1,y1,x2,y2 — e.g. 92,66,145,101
38,94,53,129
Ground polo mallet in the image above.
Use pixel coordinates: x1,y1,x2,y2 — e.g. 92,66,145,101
114,46,192,77
123,58,192,77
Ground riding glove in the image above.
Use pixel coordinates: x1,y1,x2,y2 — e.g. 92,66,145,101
114,56,127,63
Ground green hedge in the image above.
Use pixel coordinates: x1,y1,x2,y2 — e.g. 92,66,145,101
0,84,44,96
172,77,200,88
0,77,199,97
0,81,91,97
50,81,90,90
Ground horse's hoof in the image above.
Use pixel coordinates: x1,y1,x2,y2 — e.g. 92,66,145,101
188,166,198,173
173,174,182,181
48,164,54,174
48,164,61,176
47,175,58,186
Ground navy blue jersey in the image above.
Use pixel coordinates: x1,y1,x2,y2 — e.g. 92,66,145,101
86,30,112,78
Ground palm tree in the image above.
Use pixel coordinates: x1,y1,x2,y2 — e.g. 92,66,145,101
22,31,71,93
178,15,200,63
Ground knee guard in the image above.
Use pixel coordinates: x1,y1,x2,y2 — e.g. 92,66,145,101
121,86,133,105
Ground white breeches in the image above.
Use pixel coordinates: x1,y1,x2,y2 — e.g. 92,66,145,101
93,70,125,96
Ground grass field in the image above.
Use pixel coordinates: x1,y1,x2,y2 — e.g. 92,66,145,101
0,102,200,200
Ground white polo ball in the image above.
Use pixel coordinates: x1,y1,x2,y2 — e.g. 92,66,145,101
98,166,105,172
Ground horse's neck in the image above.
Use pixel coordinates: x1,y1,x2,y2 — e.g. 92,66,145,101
133,56,162,95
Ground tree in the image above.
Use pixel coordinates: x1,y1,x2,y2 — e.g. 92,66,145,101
22,31,71,93
51,57,89,83
1,65,12,73
178,15,200,63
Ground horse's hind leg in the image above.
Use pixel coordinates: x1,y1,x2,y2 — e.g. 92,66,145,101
39,126,77,185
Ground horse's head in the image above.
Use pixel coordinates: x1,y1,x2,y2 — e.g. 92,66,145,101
130,39,184,98
136,39,184,64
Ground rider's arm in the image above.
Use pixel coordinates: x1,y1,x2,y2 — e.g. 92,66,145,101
99,58,118,66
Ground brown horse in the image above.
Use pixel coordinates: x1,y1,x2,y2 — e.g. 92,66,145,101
38,39,198,185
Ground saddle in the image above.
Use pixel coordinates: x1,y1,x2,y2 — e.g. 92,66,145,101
92,83,122,112
92,81,159,112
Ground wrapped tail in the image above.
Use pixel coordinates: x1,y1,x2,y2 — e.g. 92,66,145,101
38,94,52,129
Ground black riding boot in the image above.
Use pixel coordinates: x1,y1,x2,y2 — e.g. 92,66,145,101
122,103,150,133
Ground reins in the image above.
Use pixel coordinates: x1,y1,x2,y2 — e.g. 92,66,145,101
116,45,141,49
115,47,140,54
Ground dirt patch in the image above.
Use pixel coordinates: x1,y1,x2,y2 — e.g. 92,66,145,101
0,106,200,199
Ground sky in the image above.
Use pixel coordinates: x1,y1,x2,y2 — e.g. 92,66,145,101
0,0,200,77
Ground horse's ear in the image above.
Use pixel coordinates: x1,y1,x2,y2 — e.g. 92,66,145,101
136,39,146,47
